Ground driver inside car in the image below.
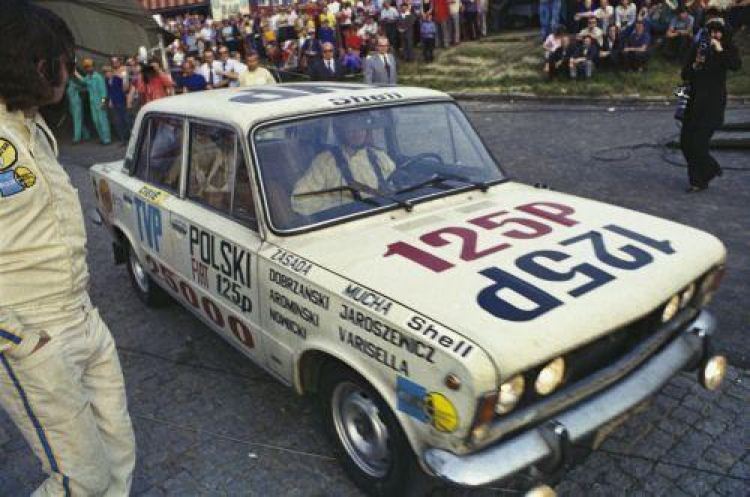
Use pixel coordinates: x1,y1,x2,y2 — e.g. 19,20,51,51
291,113,396,216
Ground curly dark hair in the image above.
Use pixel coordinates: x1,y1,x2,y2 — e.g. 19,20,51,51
0,0,75,111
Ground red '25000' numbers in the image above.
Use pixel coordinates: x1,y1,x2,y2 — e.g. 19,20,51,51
144,254,255,349
384,202,579,272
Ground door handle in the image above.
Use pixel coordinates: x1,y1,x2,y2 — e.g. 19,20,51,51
171,219,187,235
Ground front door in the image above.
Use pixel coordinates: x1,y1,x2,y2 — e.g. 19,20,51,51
167,121,265,366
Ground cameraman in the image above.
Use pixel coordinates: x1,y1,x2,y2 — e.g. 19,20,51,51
0,1,135,494
680,17,741,193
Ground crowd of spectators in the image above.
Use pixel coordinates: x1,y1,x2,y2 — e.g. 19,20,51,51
65,0,747,145
541,0,749,80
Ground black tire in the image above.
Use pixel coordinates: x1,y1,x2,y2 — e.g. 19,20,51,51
125,241,169,307
319,363,434,497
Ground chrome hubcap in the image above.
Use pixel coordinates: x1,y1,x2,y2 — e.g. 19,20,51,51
332,382,391,478
129,250,149,293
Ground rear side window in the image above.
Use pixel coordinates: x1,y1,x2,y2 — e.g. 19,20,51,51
135,116,184,192
187,122,257,229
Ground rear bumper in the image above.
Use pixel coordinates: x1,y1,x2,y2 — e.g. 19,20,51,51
423,310,716,487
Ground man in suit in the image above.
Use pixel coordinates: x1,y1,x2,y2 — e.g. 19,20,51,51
309,42,346,81
364,37,398,84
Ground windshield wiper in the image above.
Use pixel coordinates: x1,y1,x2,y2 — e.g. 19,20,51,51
294,181,414,211
396,172,491,195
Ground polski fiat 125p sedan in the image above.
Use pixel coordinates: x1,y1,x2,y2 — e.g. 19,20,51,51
90,84,729,496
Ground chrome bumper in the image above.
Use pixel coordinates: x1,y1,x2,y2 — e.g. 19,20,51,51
424,311,716,487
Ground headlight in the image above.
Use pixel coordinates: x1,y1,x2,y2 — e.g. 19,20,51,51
698,266,726,306
535,358,565,395
679,282,696,308
495,375,525,415
661,294,681,322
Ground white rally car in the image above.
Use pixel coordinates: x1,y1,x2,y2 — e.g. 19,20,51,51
90,84,728,495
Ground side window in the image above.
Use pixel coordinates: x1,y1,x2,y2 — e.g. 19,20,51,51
188,123,256,229
135,116,184,192
188,123,236,213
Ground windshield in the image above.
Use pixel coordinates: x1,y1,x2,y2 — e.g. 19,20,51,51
253,102,504,232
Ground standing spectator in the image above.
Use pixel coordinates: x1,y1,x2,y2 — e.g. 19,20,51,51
216,46,246,88
66,71,91,145
104,65,130,146
381,1,400,49
596,0,615,30
616,0,637,33
680,18,742,192
421,12,438,62
449,0,461,44
665,7,695,60
238,52,276,86
81,58,111,145
433,0,452,48
478,0,489,36
575,0,599,31
344,25,363,55
599,24,624,69
463,0,480,40
548,33,576,77
199,48,222,89
177,61,207,93
579,16,605,45
569,34,599,78
223,18,241,53
310,42,346,80
200,21,216,50
398,3,417,61
320,19,338,47
622,20,651,70
301,28,323,71
364,37,397,83
135,59,174,104
339,2,354,44
343,45,364,72
540,0,555,39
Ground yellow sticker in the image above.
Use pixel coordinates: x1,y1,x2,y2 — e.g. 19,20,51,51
424,393,459,433
0,139,18,171
14,166,36,188
99,179,113,215
138,184,168,205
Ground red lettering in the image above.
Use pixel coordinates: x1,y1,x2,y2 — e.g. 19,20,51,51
515,202,579,227
421,227,510,261
229,316,255,348
202,297,225,327
180,281,199,308
384,241,454,273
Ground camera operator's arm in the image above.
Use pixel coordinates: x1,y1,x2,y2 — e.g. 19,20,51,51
681,44,699,79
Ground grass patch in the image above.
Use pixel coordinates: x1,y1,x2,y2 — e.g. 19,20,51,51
400,30,750,97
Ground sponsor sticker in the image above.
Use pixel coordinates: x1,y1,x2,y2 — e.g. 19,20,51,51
0,165,36,198
138,184,169,205
0,138,18,171
396,377,459,433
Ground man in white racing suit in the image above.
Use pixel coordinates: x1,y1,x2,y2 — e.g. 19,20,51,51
0,2,136,495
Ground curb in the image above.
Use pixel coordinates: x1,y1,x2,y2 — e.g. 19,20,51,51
449,92,750,106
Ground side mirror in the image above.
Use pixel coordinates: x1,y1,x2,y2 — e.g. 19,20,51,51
88,208,103,226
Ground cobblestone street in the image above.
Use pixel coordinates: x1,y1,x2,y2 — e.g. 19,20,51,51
1,102,748,496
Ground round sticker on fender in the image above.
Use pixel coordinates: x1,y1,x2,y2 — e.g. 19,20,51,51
425,393,458,433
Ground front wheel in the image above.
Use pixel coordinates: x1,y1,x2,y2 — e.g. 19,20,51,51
126,241,168,307
319,363,433,496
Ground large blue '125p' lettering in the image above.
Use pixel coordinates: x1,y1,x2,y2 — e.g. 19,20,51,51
135,197,163,252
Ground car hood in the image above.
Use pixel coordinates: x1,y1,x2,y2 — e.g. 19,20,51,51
277,182,725,376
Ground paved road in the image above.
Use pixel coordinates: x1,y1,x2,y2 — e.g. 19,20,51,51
1,103,748,496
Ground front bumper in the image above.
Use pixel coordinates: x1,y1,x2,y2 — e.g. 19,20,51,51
423,310,716,487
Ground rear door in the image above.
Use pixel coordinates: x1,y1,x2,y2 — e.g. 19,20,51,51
166,120,266,367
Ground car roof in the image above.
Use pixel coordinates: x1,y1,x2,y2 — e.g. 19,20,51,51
142,83,452,131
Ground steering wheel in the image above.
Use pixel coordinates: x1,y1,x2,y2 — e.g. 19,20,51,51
387,153,445,190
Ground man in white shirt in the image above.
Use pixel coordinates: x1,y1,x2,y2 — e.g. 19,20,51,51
578,16,604,46
216,46,247,88
238,52,276,86
199,49,223,88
